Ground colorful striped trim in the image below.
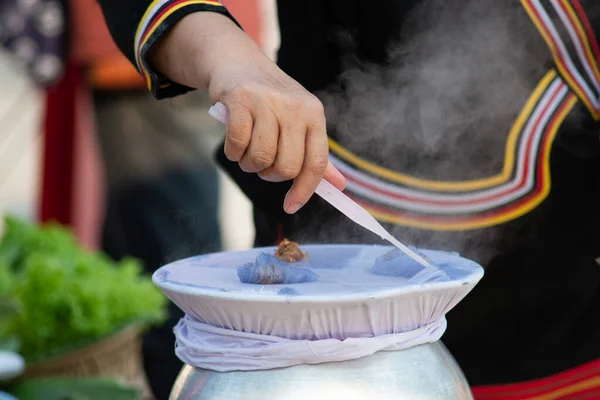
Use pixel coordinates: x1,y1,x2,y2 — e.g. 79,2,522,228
134,0,225,90
553,0,600,90
522,0,600,120
472,358,600,400
329,70,577,231
571,0,600,74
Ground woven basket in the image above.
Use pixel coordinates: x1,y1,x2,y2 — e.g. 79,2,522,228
21,325,153,398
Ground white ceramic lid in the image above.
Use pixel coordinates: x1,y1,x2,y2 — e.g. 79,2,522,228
154,245,484,340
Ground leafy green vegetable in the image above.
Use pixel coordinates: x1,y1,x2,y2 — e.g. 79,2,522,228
0,297,20,353
0,215,167,361
0,260,20,353
7,377,139,400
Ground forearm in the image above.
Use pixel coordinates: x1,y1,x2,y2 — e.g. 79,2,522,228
147,12,251,91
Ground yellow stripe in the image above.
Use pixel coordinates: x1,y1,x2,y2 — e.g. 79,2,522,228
366,94,577,231
521,0,599,120
527,375,600,400
330,69,557,192
134,0,165,68
135,0,223,89
562,1,600,88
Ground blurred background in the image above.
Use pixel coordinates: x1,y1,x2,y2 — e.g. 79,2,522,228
0,1,280,399
0,0,283,249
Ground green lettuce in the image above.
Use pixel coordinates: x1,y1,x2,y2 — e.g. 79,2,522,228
0,216,167,361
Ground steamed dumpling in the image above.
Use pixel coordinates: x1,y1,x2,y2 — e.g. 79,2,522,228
237,253,318,284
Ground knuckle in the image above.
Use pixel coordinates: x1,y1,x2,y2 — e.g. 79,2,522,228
305,96,325,114
276,165,300,180
307,156,328,176
276,91,324,114
227,84,255,102
266,90,291,111
226,131,249,151
262,116,280,133
250,149,276,169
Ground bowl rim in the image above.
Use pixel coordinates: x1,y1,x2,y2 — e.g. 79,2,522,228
153,244,484,305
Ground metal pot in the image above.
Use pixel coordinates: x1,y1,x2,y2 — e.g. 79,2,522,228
169,341,473,400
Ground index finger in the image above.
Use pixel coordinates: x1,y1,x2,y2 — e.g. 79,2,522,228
283,123,329,214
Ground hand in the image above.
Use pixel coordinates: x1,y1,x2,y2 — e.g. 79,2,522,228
148,12,346,214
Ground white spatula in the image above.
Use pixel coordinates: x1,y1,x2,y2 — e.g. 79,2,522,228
209,102,433,269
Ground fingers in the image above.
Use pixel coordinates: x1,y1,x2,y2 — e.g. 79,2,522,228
239,105,279,173
224,103,252,162
258,118,305,182
220,86,333,215
284,118,329,214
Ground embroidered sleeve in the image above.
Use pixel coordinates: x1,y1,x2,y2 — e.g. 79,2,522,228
97,0,239,99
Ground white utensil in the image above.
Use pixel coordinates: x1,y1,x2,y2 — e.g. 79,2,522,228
208,102,433,269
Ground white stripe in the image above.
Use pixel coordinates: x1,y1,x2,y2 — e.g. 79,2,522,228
550,0,600,94
334,84,567,214
342,85,565,213
533,0,599,109
331,78,562,202
134,0,173,70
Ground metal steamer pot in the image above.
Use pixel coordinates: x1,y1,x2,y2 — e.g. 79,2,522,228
169,341,473,400
155,245,484,400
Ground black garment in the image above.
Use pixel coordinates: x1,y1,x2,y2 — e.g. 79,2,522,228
97,0,600,388
217,0,600,386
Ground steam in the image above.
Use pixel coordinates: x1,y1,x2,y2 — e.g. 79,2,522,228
300,0,554,262
321,0,546,177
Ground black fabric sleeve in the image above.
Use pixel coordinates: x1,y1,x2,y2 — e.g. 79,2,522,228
96,0,239,99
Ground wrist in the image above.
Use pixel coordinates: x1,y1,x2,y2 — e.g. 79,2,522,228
148,11,243,90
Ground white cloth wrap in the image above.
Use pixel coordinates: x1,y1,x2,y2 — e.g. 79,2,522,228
174,315,447,372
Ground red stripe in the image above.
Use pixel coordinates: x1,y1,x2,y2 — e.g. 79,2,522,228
557,1,600,84
473,359,600,399
352,93,573,224
138,0,224,68
351,183,540,223
341,82,563,207
526,0,590,105
138,0,190,61
569,386,600,400
571,0,600,64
